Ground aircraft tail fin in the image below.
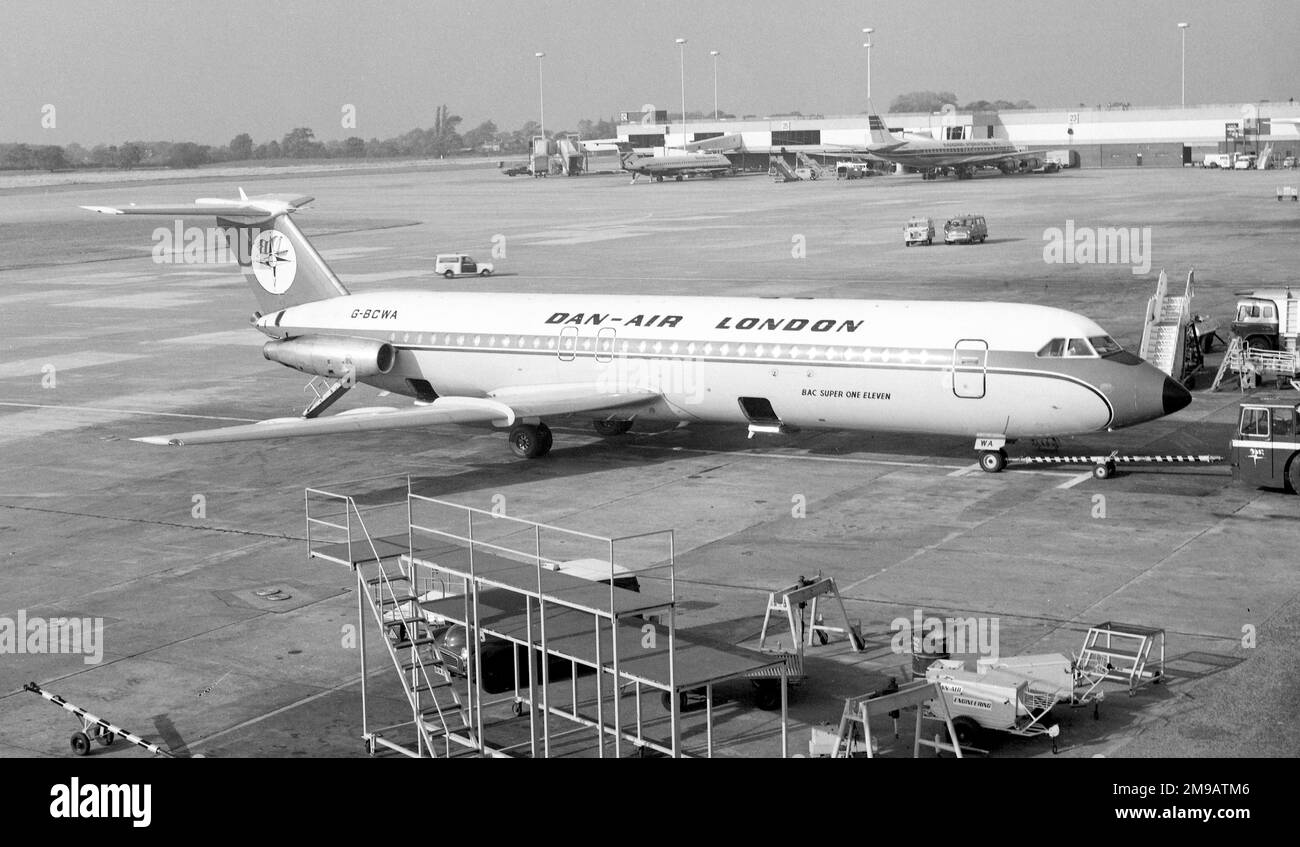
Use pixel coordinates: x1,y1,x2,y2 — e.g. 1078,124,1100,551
868,111,899,146
81,190,349,315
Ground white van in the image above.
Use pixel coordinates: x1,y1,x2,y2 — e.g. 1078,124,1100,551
434,254,494,278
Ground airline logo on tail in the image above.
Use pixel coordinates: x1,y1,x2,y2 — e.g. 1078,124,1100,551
251,230,296,293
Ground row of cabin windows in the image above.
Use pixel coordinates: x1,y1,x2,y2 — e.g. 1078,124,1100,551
1036,335,1124,358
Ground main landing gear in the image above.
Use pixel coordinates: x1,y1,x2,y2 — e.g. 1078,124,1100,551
508,423,553,459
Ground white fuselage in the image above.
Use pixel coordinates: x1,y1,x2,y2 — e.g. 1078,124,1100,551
258,292,1179,439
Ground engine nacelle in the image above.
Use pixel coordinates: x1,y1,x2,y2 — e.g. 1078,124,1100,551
263,335,396,379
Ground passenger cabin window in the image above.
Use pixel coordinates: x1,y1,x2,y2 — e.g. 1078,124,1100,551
1239,407,1270,437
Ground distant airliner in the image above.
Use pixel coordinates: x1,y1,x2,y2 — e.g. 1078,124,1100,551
82,191,1189,472
862,112,1041,179
615,142,735,183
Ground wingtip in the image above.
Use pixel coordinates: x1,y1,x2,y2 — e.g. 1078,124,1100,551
132,435,182,446
79,205,123,215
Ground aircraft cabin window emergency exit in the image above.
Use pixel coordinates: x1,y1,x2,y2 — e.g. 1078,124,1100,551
952,339,988,398
558,326,578,362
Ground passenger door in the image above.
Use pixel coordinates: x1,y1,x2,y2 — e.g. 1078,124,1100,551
952,339,988,399
1233,406,1275,486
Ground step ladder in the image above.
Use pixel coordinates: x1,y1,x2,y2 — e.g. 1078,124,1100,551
1210,335,1243,390
358,549,477,757
1075,622,1165,697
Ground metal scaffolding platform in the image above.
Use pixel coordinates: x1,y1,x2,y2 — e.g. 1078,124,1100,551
305,477,791,758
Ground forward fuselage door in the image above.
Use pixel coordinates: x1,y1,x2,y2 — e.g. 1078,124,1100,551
953,339,988,399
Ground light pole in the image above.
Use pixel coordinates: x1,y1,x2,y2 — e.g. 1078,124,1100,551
534,52,546,141
862,28,874,102
1178,23,1189,107
676,38,687,148
710,50,720,121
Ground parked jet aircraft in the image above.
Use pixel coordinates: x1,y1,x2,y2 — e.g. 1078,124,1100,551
615,142,735,183
82,191,1190,472
862,113,1040,179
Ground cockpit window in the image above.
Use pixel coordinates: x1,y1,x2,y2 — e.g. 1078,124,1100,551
1065,338,1095,357
1088,335,1124,357
1037,338,1065,357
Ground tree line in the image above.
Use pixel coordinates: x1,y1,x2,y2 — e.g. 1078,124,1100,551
0,109,622,172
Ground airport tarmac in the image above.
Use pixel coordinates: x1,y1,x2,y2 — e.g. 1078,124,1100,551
1,163,1298,758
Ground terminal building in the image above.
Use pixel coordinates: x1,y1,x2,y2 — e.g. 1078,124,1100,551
617,102,1300,170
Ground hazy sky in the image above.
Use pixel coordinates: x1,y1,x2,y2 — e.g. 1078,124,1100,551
3,0,1297,146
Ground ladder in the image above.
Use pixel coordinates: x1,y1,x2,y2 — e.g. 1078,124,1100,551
358,553,477,757
1075,622,1165,697
305,487,477,757
1210,335,1243,390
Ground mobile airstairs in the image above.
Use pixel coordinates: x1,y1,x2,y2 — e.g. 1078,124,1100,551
1139,269,1202,385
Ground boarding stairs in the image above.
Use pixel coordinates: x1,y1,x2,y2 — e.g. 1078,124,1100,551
795,152,826,180
306,490,476,758
769,155,800,182
1139,269,1193,381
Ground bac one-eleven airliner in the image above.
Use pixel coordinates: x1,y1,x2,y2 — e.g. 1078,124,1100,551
83,191,1189,472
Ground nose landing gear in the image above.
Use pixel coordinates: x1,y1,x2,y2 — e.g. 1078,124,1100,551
979,449,1008,473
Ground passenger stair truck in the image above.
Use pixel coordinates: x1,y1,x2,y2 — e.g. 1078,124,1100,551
1212,287,1300,390
769,153,800,183
1139,269,1202,386
556,134,585,176
795,151,826,180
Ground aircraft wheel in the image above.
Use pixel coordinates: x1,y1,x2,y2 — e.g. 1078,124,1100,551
536,423,553,456
508,424,547,459
97,731,116,747
592,419,633,437
1093,461,1115,480
978,450,1007,473
71,731,91,756
443,270,454,279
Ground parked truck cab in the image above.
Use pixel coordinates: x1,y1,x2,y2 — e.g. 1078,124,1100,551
1227,296,1279,348
1231,403,1300,492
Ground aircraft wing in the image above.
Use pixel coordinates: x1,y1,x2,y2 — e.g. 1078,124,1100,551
81,190,315,221
133,386,659,446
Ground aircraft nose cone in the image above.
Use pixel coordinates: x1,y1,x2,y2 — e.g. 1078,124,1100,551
1162,377,1192,415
